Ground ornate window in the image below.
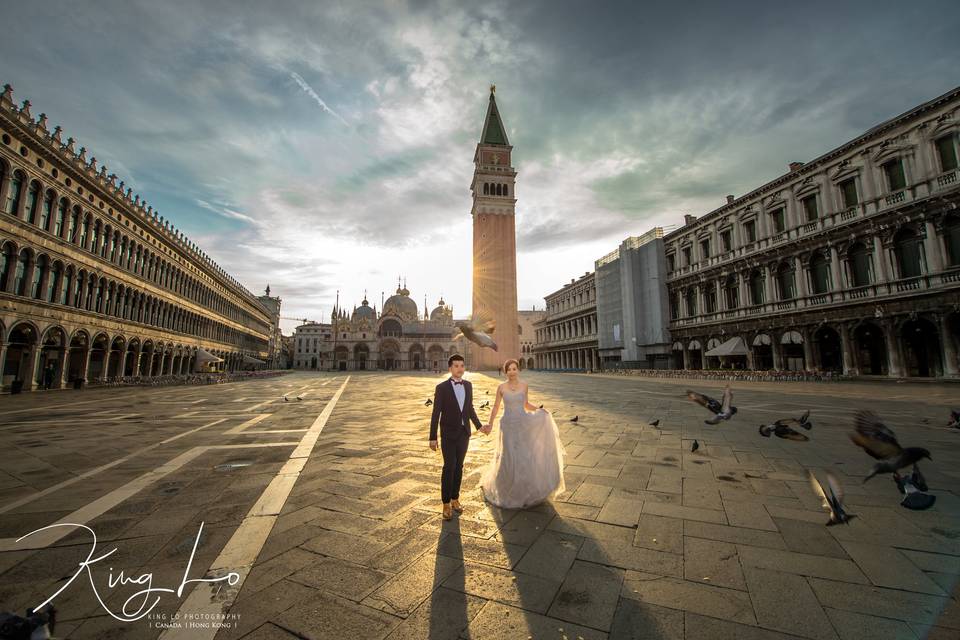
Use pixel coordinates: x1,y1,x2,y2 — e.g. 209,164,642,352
13,249,29,296
685,288,697,317
801,194,818,222
883,158,906,192
30,254,46,299
809,252,831,294
848,242,873,286
25,181,39,224
946,215,960,266
776,262,795,300
40,190,53,231
750,270,765,305
724,275,739,309
839,178,858,208
769,207,786,233
4,170,23,215
893,228,923,278
936,135,958,173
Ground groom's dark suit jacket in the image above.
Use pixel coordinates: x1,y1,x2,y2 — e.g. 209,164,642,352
429,377,483,441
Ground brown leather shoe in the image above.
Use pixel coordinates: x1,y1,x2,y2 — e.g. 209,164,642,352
442,503,453,520
450,499,464,514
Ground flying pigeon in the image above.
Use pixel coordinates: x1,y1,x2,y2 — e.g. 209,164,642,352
479,400,490,409
425,398,433,406
894,470,937,510
759,410,812,441
453,319,498,352
296,396,303,401
850,410,931,483
283,396,289,402
649,419,660,427
691,439,699,453
808,470,855,526
687,386,737,425
539,404,544,409
570,415,579,423
948,410,960,429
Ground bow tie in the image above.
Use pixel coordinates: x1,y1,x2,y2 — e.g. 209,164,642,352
452,380,463,385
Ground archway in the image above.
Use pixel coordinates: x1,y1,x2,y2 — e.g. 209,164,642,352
428,344,445,372
672,342,684,369
526,357,534,370
125,339,140,376
139,340,155,376
947,312,960,374
408,343,424,370
88,333,110,380
705,337,722,369
854,323,886,375
380,340,400,370
66,330,89,383
107,336,125,379
3,323,39,390
752,334,773,370
901,318,941,377
39,326,67,389
780,330,805,371
687,340,702,370
813,326,842,372
334,345,349,371
354,343,369,370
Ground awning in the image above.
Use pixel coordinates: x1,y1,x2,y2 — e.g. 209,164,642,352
242,355,266,365
195,349,224,364
705,336,748,357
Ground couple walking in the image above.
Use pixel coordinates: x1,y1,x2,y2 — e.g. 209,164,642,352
428,354,565,519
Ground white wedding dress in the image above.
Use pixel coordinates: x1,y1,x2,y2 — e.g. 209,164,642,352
480,386,566,509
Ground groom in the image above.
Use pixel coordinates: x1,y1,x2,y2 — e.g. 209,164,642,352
429,354,490,520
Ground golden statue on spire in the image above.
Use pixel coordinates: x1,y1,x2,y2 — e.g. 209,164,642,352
490,83,496,94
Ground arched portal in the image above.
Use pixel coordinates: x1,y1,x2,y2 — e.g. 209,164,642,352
813,326,842,372
901,318,941,377
854,323,886,376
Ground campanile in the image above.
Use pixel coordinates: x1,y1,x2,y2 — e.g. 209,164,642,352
471,86,519,370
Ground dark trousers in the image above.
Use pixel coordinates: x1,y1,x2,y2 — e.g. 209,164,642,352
440,430,470,503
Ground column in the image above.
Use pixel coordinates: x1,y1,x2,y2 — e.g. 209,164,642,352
883,320,903,377
119,350,129,378
829,245,842,291
772,338,783,370
802,328,815,371
682,346,691,369
59,348,71,388
839,323,857,375
0,342,6,387
131,350,142,377
25,346,42,391
940,313,958,376
100,350,112,382
80,347,93,383
739,273,749,308
764,267,774,305
795,256,808,299
744,336,755,370
924,220,943,274
873,235,889,283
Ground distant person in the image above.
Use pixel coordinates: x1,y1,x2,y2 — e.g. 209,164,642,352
42,363,55,390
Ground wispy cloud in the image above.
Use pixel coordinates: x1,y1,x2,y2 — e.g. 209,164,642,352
289,71,349,127
2,0,956,332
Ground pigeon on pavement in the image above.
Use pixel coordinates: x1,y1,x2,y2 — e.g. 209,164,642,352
691,439,699,453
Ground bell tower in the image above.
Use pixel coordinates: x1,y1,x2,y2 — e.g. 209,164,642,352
471,85,519,370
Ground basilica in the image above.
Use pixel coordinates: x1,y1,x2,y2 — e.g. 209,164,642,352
292,280,475,371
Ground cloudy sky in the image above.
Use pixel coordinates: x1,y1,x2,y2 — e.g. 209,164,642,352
3,1,958,332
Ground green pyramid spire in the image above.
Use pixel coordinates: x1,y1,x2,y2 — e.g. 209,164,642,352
480,85,509,146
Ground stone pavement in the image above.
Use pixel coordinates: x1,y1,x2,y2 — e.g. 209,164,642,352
0,371,958,639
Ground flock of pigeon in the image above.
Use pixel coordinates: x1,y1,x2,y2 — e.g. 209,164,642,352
680,384,951,524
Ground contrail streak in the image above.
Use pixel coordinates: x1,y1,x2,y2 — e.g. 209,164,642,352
290,71,349,126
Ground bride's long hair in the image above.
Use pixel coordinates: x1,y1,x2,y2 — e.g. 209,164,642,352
502,359,520,374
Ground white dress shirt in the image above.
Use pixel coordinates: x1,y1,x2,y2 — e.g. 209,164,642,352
451,377,466,412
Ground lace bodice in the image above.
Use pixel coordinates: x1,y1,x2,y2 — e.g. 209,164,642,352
501,386,526,414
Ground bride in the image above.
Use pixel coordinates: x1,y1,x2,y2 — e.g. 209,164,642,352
480,359,565,509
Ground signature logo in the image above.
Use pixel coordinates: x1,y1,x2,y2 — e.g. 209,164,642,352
18,521,240,622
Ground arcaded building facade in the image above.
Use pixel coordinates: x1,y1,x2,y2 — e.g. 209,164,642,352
665,86,960,378
0,84,272,391
533,271,599,371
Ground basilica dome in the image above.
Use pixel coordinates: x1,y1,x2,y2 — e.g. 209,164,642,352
352,296,376,321
430,297,452,321
383,284,418,319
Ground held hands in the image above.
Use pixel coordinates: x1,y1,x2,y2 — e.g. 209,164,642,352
481,423,492,435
